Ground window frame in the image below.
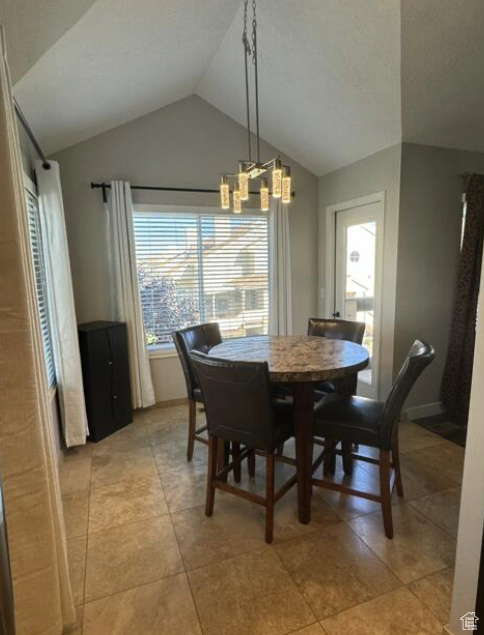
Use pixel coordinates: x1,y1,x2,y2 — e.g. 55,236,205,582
24,173,57,391
133,204,271,359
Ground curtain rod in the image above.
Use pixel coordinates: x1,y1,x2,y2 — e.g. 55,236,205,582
91,181,295,204
13,98,50,170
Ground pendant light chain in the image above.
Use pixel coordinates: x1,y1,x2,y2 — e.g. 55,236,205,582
252,0,261,162
243,0,252,162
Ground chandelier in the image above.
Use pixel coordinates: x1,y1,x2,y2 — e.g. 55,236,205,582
220,0,292,214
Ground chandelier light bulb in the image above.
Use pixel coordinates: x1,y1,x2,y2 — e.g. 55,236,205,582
272,159,282,198
220,176,230,209
233,188,242,214
260,179,269,211
238,169,249,201
282,168,292,204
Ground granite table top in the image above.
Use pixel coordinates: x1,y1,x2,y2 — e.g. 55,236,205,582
209,335,369,383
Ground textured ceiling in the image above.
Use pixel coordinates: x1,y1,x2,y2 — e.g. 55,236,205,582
198,0,401,176
12,0,241,155
401,0,484,152
0,0,98,83
6,0,484,176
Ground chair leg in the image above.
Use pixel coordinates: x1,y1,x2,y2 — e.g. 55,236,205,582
265,453,275,544
342,441,354,476
323,439,336,476
248,450,256,477
379,450,394,539
218,440,231,483
232,442,242,483
392,433,404,498
187,399,196,461
205,436,218,517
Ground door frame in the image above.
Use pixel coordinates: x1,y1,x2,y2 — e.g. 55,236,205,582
325,191,386,399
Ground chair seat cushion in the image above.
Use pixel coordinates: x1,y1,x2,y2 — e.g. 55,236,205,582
314,380,337,394
314,393,385,448
273,399,295,448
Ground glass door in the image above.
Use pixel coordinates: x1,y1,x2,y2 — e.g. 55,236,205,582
334,203,383,398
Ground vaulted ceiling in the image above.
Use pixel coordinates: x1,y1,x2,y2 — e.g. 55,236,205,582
2,0,484,176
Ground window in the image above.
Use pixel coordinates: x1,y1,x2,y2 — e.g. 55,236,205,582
25,189,56,387
133,210,270,350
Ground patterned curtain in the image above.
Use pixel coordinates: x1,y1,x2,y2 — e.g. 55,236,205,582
441,174,484,424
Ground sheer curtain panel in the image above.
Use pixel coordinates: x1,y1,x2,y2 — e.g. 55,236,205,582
269,200,293,335
0,26,76,634
35,160,89,447
108,181,155,408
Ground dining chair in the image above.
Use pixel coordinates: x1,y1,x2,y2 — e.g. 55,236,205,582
308,317,366,396
308,318,366,471
311,340,435,539
172,323,222,461
190,351,297,544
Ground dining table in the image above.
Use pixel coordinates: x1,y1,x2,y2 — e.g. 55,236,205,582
209,334,370,524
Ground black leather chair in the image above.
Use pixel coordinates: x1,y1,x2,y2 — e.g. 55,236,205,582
308,318,366,396
312,340,435,539
190,351,297,544
172,323,222,461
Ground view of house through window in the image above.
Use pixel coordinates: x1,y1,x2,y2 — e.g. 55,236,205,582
133,210,270,350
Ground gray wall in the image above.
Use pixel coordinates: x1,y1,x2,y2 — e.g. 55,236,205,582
395,143,484,411
53,95,318,402
318,145,402,399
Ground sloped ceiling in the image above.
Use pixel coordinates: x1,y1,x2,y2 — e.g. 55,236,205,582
401,0,484,152
6,0,484,176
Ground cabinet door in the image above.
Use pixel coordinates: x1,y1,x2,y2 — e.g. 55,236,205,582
108,325,132,430
80,329,117,442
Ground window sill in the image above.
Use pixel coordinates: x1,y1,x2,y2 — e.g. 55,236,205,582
148,348,178,360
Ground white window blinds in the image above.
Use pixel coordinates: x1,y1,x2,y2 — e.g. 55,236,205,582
133,212,269,349
26,190,56,387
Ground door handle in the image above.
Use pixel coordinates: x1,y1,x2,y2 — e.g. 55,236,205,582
333,311,341,318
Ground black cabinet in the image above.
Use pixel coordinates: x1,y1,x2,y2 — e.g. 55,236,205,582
78,321,132,442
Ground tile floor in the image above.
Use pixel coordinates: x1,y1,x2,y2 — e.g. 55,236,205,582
60,404,463,634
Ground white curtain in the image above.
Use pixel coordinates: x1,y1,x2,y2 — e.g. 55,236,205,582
35,160,89,448
108,181,155,408
269,199,293,335
0,26,76,634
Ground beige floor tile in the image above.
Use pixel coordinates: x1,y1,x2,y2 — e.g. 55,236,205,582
173,498,267,569
67,536,87,605
349,504,455,584
406,443,465,485
63,442,94,459
274,522,400,620
409,487,461,538
59,457,92,496
83,574,202,634
92,424,150,457
89,476,169,534
161,468,208,513
91,450,158,488
85,515,183,601
292,624,325,634
399,451,457,500
147,417,192,448
321,587,442,634
188,547,315,635
62,490,89,539
398,422,447,454
153,437,207,477
408,567,455,624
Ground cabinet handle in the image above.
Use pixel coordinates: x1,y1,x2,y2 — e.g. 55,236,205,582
113,395,117,399
108,361,113,365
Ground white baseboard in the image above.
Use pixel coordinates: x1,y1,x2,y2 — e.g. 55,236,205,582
406,401,444,421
